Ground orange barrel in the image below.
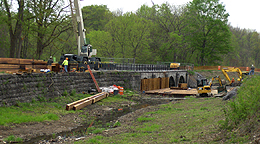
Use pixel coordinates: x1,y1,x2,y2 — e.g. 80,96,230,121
218,66,221,70
246,67,249,71
119,87,124,95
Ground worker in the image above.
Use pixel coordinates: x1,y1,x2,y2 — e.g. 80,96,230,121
231,78,235,86
62,57,69,72
47,56,53,66
249,64,255,75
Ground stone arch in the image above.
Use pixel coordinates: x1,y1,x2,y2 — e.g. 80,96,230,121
169,76,176,87
179,76,185,83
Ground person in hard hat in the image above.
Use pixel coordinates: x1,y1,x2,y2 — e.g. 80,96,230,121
47,56,53,66
62,57,69,72
249,64,255,75
231,78,235,86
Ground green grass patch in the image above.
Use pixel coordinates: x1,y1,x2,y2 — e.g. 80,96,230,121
76,97,227,144
137,116,155,122
97,95,132,106
0,93,94,126
4,135,23,143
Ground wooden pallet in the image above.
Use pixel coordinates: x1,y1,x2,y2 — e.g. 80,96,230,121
145,88,198,96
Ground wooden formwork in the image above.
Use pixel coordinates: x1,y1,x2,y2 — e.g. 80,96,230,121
141,77,169,92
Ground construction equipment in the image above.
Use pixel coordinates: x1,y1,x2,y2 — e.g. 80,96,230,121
197,77,211,97
221,67,249,86
197,76,225,97
208,76,226,93
170,63,180,70
58,0,101,72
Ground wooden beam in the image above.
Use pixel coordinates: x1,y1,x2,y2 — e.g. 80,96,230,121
66,92,109,111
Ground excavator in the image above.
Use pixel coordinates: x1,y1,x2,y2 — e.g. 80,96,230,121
221,67,249,86
197,76,224,97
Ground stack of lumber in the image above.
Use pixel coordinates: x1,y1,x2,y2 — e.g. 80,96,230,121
0,58,48,73
66,92,109,111
145,88,198,96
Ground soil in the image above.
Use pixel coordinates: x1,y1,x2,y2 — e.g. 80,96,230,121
0,70,258,143
0,95,171,143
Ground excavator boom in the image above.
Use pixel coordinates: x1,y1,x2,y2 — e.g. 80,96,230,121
222,67,248,85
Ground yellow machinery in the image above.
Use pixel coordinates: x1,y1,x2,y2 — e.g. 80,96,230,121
197,78,211,97
221,67,249,85
197,76,224,97
170,63,180,70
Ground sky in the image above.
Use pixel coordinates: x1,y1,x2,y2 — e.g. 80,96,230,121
78,0,260,32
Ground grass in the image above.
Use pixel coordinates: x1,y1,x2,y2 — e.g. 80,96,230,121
219,76,260,142
0,93,94,126
75,76,260,143
77,97,226,143
3,135,23,143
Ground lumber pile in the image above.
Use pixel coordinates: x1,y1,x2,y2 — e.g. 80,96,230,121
0,58,49,73
66,92,109,111
145,88,198,96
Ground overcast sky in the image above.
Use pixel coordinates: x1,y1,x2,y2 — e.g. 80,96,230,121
79,0,260,32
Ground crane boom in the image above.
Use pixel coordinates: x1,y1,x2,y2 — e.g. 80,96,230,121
74,0,86,56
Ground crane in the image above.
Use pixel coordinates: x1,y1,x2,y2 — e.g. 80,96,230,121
70,0,96,57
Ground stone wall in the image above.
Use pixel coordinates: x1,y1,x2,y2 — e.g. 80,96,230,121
0,71,141,107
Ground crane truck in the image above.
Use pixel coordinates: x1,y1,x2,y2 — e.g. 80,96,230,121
59,0,101,71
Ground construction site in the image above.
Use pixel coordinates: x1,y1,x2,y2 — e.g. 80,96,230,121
1,0,260,142
0,55,259,143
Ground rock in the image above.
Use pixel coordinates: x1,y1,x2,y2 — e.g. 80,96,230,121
223,88,238,100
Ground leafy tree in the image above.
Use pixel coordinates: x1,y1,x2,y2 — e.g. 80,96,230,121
136,3,189,63
82,5,112,31
185,0,231,66
104,12,152,63
88,30,117,57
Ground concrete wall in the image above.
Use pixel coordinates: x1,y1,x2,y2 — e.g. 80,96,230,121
0,72,141,107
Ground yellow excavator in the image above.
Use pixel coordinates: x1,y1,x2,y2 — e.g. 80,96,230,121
197,76,224,97
221,67,249,86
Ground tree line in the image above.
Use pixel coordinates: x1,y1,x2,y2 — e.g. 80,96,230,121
0,0,259,67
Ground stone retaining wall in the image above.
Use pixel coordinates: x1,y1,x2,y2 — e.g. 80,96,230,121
0,71,141,107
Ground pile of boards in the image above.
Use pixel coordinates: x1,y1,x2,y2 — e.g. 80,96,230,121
0,58,48,73
145,88,198,96
66,92,109,111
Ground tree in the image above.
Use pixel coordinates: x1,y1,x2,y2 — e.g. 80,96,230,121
104,12,152,63
136,3,189,63
3,0,24,58
28,0,72,59
185,0,231,65
81,5,112,31
88,30,117,57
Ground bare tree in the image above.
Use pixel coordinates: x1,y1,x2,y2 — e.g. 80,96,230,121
28,0,71,59
3,0,24,58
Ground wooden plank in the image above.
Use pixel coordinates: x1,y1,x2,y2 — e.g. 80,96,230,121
0,64,20,69
66,95,97,110
145,88,198,95
93,94,107,103
73,99,93,110
0,58,20,64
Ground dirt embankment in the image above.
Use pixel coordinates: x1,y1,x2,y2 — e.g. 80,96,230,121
0,95,170,143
